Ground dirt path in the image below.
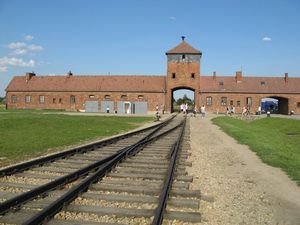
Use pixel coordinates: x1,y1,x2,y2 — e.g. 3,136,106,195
188,114,300,225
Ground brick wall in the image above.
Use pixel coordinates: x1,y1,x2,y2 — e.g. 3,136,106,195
199,93,300,115
6,91,165,112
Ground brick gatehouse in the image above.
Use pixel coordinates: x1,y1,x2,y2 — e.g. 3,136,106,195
5,38,300,115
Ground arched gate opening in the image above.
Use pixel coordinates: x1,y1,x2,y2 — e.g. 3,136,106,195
260,96,289,114
171,87,195,113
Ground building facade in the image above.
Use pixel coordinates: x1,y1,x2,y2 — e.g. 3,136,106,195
5,39,300,114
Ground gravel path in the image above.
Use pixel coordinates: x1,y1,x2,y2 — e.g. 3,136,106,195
188,114,300,225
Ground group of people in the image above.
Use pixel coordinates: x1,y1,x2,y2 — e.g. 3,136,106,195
179,103,206,118
226,105,236,116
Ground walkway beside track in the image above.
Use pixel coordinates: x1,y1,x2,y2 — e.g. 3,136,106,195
188,113,300,225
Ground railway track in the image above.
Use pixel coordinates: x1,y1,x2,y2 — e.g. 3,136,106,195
0,115,201,225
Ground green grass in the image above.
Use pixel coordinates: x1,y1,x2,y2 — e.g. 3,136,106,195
212,116,300,185
0,111,153,166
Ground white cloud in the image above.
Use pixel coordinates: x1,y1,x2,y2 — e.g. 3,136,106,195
262,37,272,41
1,37,43,72
169,16,176,20
8,42,27,49
7,41,44,55
0,56,35,68
27,44,44,51
24,35,34,41
0,66,8,72
10,48,28,55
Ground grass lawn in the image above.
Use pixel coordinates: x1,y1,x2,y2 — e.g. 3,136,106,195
212,116,300,185
0,110,153,166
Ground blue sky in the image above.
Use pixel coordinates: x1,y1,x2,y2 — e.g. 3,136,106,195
1,0,300,97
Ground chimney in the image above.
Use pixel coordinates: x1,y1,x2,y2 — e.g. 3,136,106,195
284,73,288,83
213,71,216,80
25,72,36,81
235,71,242,82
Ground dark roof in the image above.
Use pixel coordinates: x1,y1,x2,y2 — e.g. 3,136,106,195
6,75,166,93
200,76,300,94
166,41,201,55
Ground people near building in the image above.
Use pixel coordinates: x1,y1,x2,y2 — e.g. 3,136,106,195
161,104,165,114
200,105,206,118
257,106,261,115
242,106,249,116
181,103,188,114
193,105,198,117
230,105,235,115
156,104,159,112
226,105,230,116
106,106,110,113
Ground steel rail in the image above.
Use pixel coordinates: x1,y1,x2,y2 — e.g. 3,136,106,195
0,115,175,177
0,115,176,215
22,119,185,225
152,117,186,225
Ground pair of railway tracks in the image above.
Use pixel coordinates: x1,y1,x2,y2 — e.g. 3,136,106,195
0,115,201,225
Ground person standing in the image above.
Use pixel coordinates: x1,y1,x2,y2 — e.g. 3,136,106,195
193,105,198,117
200,105,206,118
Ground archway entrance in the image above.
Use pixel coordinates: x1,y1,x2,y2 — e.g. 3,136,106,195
171,88,195,113
260,96,289,114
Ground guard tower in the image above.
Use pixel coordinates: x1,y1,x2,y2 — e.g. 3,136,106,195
165,37,202,112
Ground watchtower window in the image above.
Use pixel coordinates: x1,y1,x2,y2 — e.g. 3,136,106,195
191,73,195,79
260,81,266,86
172,73,176,79
182,54,186,59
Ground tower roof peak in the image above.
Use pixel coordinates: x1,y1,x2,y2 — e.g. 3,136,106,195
166,39,201,55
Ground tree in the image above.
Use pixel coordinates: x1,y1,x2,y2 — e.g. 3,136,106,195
176,94,194,106
0,96,6,104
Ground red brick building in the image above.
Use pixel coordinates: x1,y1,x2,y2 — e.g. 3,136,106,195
5,39,300,114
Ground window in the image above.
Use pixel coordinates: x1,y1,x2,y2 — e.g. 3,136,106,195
182,54,186,59
52,98,56,104
297,102,300,108
25,95,31,103
230,100,234,106
121,95,128,100
59,98,62,103
191,73,195,79
260,81,266,86
206,96,212,105
70,95,76,104
219,81,224,86
172,73,176,79
246,97,252,106
89,95,95,99
12,95,17,103
39,95,45,104
138,95,144,100
104,95,111,100
237,100,241,107
221,97,227,106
